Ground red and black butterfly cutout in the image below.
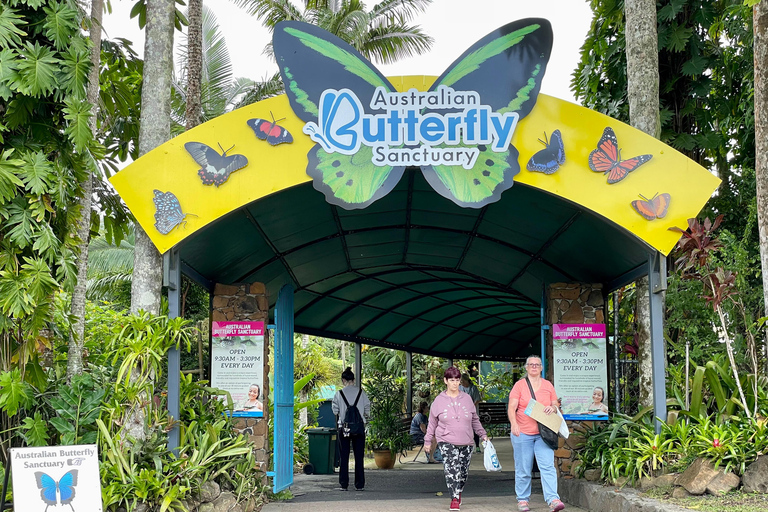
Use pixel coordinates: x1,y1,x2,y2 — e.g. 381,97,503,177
185,142,248,187
631,192,671,220
588,127,652,184
247,112,293,146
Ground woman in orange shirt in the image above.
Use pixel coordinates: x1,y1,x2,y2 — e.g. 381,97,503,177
508,356,565,512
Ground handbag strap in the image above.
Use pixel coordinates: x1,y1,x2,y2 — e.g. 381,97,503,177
524,377,537,401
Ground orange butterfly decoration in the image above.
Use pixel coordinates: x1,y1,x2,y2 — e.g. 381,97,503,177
631,193,671,220
588,127,653,184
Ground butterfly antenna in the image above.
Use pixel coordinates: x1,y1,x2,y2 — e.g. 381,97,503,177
638,194,650,202
269,111,286,123
222,144,235,156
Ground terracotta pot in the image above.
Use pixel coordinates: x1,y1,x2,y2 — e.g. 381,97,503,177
373,449,396,469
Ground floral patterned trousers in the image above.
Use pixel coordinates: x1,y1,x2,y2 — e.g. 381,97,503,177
437,442,474,499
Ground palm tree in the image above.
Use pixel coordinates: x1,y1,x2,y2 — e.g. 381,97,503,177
233,0,435,104
87,228,136,304
172,6,263,129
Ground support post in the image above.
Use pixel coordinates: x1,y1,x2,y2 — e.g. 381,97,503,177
648,252,667,433
613,290,621,413
541,285,547,377
355,343,362,384
166,246,181,452
406,351,413,416
447,358,453,367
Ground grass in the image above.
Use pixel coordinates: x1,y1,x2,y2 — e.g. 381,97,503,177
643,488,768,512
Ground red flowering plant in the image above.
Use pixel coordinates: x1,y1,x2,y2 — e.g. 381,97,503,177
670,216,759,419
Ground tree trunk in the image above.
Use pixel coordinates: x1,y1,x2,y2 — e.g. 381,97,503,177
755,1,768,373
67,0,104,378
185,0,203,131
130,0,175,315
624,0,660,408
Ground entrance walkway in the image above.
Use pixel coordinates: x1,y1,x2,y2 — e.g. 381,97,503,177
263,438,586,512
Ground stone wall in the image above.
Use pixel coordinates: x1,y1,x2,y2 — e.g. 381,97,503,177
547,282,605,479
212,282,270,472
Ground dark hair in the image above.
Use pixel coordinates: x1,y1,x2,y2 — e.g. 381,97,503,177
418,401,429,414
593,387,605,401
341,367,355,382
249,384,260,399
444,366,461,379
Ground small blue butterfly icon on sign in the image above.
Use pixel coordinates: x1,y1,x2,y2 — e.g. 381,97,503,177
34,470,78,512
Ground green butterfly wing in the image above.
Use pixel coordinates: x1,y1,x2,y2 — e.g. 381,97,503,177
273,21,403,209
426,144,519,208
421,19,553,208
307,146,406,210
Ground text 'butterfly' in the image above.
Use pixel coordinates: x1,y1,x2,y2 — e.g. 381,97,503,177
153,190,197,235
588,127,652,184
35,469,78,512
185,142,248,187
247,113,293,146
527,129,565,174
631,192,671,220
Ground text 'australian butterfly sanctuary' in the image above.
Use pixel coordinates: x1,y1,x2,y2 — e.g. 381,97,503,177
527,130,565,174
631,192,671,220
35,469,78,512
153,190,196,235
588,127,653,184
247,113,293,145
184,142,248,187
273,19,553,210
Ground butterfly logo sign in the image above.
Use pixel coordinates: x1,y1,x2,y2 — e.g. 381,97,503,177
631,192,671,220
184,142,248,187
247,112,293,146
153,190,197,235
273,19,553,210
588,127,653,184
527,129,565,174
34,470,78,512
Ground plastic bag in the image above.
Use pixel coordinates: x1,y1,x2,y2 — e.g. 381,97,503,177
557,409,570,439
483,439,502,472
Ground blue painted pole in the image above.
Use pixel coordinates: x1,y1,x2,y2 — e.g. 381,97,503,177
648,252,667,434
166,247,181,452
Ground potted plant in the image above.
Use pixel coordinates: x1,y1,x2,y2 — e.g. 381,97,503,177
364,373,412,469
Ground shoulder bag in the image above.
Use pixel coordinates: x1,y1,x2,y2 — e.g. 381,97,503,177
524,377,560,451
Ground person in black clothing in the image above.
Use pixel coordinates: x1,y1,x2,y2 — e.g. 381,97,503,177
331,367,371,491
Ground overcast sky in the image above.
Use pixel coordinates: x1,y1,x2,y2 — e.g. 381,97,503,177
102,0,594,102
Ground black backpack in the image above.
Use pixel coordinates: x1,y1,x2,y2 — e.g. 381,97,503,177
339,389,365,437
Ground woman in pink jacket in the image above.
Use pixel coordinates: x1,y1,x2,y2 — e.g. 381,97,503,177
425,366,488,511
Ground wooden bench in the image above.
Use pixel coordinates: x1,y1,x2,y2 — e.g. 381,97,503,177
478,402,510,437
398,415,427,463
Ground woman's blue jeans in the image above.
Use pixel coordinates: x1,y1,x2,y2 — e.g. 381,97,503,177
511,432,560,504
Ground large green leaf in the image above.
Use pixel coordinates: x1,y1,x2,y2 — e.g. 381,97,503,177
0,149,23,202
14,41,59,97
19,151,52,194
0,6,25,48
0,369,33,416
59,46,90,99
21,412,50,446
63,98,93,151
42,2,78,50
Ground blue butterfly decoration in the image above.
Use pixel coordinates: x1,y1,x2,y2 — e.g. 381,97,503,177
34,470,78,512
527,130,565,174
153,190,196,235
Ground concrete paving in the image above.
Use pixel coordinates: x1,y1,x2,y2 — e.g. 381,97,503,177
263,437,586,512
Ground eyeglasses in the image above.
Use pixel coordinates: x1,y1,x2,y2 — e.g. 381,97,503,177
526,363,542,368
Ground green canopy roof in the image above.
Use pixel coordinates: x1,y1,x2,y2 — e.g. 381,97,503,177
179,172,651,361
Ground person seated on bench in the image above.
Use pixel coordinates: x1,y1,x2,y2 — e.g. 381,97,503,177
410,401,438,463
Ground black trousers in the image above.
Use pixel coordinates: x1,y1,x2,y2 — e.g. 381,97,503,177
338,433,365,489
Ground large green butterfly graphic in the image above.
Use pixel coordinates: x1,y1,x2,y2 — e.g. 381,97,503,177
273,20,553,210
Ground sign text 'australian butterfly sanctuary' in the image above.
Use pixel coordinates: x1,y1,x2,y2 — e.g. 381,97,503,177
273,19,554,209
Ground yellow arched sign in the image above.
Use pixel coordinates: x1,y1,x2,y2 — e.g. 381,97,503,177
111,75,719,256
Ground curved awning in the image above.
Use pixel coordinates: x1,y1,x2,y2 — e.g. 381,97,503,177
111,77,719,361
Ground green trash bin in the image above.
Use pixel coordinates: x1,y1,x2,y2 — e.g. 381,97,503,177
306,427,337,474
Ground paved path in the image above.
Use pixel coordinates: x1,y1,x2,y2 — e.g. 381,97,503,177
263,439,586,512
